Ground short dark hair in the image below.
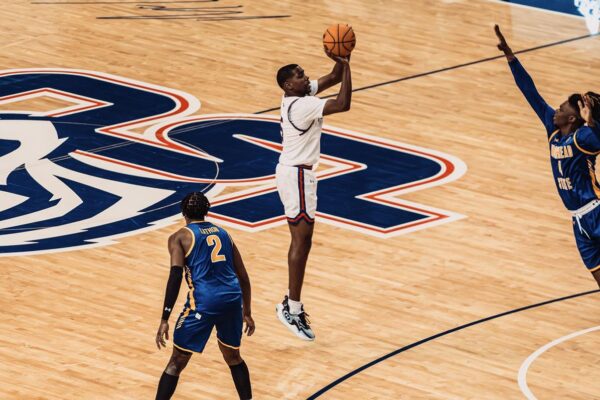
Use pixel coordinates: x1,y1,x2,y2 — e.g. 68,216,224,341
181,192,210,219
276,64,298,89
568,93,585,127
568,93,583,115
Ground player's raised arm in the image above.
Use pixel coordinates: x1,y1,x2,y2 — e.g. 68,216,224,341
315,49,346,94
495,25,516,62
155,230,186,349
232,242,255,336
323,56,351,116
495,25,556,135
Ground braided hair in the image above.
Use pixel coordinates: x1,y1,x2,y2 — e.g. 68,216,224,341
181,192,210,219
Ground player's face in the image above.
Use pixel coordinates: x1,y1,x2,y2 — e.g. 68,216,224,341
554,101,579,127
286,66,311,95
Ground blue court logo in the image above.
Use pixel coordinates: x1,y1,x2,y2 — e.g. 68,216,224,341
0,69,466,256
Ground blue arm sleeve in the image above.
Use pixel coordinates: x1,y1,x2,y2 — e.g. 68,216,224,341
509,58,556,136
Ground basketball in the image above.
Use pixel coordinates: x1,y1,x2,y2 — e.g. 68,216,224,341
323,23,356,58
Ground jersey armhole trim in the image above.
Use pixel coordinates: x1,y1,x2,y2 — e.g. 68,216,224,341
548,129,559,143
288,98,315,135
183,227,195,258
574,131,600,155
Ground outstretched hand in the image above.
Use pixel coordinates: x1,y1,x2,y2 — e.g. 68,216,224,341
579,94,596,127
494,25,516,61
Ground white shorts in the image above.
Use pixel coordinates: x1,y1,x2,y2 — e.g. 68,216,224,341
275,164,317,224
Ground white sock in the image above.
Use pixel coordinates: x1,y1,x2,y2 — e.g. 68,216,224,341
288,298,302,315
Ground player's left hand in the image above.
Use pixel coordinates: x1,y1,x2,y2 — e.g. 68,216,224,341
579,95,595,126
324,46,351,64
243,314,255,336
156,320,170,349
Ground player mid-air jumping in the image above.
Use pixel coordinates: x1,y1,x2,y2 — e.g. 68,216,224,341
495,25,600,288
274,48,352,341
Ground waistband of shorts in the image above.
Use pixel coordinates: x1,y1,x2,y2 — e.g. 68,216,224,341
278,163,313,170
569,199,600,217
294,164,313,170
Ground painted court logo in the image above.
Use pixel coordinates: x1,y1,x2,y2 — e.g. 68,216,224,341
0,68,466,256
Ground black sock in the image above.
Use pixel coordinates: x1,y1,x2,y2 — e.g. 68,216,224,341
229,360,252,400
156,371,179,400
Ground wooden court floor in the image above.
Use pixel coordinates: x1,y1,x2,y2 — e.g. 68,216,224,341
1,0,600,398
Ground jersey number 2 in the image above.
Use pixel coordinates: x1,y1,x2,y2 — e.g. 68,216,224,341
206,235,226,262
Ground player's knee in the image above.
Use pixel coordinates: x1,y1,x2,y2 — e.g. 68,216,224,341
165,354,190,375
292,230,313,246
165,361,182,376
224,353,243,366
221,349,243,366
302,237,313,252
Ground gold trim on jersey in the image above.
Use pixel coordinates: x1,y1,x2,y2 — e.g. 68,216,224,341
574,131,600,155
587,160,600,199
175,307,191,330
173,343,202,354
217,338,240,350
184,265,196,311
183,226,195,258
590,264,600,272
548,129,559,143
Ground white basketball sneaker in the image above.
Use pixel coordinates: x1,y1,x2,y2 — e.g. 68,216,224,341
275,296,315,341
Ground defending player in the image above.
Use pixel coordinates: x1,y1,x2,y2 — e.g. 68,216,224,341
154,192,255,400
274,50,352,341
495,25,600,288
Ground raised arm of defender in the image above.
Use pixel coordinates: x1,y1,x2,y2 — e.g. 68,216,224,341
579,94,600,130
495,25,555,134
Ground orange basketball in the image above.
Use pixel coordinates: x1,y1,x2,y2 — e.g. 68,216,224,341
323,23,356,58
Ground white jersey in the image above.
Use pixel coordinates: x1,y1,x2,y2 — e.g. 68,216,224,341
279,80,328,166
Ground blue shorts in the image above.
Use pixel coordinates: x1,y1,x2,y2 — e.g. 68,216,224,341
173,305,243,353
572,205,600,272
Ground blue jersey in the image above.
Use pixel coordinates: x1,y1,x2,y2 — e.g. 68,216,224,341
510,59,600,211
182,221,242,313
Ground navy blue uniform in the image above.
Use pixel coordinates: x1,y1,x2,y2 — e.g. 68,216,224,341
173,221,243,353
510,58,600,272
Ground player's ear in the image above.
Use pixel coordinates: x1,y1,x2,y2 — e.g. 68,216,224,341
284,80,293,91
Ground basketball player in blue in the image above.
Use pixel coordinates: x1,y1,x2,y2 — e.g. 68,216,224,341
495,25,600,288
154,192,255,400
274,49,352,340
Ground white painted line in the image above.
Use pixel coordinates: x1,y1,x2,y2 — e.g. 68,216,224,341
518,325,600,399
